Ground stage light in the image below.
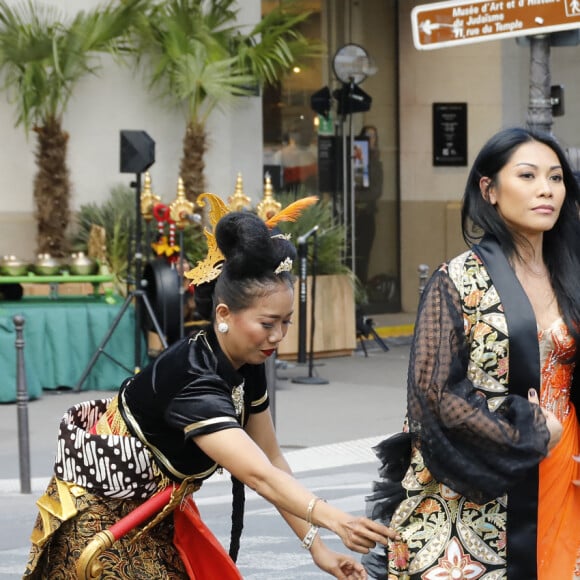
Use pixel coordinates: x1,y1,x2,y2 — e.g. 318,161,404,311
332,84,372,116
310,86,332,119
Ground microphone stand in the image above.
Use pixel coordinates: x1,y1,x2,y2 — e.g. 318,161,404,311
296,225,318,364
292,229,328,385
296,237,309,364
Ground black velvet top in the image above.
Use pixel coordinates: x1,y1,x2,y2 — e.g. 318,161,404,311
118,325,269,482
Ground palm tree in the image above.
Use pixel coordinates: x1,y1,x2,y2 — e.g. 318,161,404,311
132,0,320,202
0,0,147,257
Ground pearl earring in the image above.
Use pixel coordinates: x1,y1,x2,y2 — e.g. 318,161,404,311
217,322,229,334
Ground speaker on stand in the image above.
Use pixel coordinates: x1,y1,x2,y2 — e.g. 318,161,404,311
75,131,168,391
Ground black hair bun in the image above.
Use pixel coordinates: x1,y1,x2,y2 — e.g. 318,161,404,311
215,211,294,279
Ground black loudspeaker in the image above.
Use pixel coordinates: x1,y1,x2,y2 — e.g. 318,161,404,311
120,130,155,173
311,86,331,119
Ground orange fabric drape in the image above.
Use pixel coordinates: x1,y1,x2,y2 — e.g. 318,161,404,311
173,497,243,580
538,405,580,579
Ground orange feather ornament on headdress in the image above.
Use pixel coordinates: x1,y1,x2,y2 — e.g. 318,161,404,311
265,196,319,228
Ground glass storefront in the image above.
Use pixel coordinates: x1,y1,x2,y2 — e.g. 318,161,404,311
262,0,400,314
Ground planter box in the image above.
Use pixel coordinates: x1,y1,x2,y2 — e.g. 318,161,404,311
277,273,356,359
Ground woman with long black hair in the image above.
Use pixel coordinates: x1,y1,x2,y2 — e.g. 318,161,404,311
364,127,580,579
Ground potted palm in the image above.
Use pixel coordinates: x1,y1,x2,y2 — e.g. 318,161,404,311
130,0,320,201
0,0,147,257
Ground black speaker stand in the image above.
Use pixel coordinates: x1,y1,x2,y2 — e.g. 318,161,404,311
74,173,168,391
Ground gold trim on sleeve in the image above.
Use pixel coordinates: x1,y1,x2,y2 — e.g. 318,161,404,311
184,416,239,434
251,392,269,407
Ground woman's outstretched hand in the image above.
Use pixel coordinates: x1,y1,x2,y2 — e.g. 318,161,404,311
335,516,398,554
311,543,368,579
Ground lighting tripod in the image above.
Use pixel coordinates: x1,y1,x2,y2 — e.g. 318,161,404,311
74,172,168,391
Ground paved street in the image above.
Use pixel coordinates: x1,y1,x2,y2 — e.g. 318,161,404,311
0,339,410,579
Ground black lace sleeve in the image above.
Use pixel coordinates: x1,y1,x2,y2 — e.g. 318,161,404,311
407,268,550,504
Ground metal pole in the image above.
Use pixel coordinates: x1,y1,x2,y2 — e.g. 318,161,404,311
349,111,356,278
341,119,349,261
14,315,31,494
526,35,552,134
297,240,308,364
178,229,185,340
132,173,143,372
265,355,276,428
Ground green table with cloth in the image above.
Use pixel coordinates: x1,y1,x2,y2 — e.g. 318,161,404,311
0,295,147,403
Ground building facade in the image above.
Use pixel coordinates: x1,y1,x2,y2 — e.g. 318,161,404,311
1,0,579,313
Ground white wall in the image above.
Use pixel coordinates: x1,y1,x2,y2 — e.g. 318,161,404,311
0,0,262,258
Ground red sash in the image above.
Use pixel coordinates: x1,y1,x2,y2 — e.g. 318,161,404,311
173,497,243,580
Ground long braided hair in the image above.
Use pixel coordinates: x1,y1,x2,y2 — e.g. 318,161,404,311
193,211,296,560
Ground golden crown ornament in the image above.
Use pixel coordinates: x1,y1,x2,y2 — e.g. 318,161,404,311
184,193,319,287
228,173,251,212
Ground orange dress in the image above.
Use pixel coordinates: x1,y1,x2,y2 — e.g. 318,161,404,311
537,319,580,580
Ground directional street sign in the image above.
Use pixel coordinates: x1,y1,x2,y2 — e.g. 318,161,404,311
412,0,580,50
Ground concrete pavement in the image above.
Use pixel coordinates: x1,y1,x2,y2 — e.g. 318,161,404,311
0,336,411,578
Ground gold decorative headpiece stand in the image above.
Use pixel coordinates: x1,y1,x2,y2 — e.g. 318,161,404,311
169,178,195,230
140,172,161,222
228,173,251,212
256,174,281,221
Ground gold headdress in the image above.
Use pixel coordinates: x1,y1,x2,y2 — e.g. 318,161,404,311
184,193,229,286
184,193,319,286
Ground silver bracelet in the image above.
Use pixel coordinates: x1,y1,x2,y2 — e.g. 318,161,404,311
301,524,319,550
306,496,326,524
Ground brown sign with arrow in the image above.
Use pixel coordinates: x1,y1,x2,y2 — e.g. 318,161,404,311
412,0,580,50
